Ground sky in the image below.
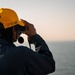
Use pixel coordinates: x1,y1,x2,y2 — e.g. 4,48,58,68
0,0,75,41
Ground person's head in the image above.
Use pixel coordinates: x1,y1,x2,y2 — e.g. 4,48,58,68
0,8,26,43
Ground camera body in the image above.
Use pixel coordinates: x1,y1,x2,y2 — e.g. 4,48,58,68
15,25,27,44
18,25,26,32
14,24,26,35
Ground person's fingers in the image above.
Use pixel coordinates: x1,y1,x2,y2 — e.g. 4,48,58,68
20,19,30,26
21,19,37,36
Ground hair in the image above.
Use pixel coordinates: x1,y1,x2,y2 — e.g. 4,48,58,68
0,22,13,43
0,22,25,43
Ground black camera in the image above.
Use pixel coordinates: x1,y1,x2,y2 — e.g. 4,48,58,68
14,25,26,44
18,25,26,32
14,24,26,34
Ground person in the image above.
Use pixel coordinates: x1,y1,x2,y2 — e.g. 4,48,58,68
0,8,55,75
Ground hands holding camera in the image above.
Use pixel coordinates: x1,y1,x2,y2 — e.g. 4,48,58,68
21,19,37,37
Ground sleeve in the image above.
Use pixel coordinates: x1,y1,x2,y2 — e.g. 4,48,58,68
27,34,55,75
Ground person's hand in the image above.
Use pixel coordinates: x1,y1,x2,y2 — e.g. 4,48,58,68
21,19,37,37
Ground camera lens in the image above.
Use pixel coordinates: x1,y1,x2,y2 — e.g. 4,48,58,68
18,36,24,44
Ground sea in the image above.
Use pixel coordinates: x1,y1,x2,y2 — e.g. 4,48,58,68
47,41,75,75
15,41,75,75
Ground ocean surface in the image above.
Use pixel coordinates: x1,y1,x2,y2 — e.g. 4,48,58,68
47,41,75,75
15,41,75,75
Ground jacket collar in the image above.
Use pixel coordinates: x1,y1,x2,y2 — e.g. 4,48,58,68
0,39,15,47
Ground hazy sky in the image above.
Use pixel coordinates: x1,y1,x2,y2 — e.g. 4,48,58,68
0,0,75,41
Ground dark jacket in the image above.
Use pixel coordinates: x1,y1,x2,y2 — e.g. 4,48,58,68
0,34,55,75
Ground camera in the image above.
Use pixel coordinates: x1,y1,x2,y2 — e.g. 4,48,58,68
14,25,26,44
14,24,26,34
18,25,26,32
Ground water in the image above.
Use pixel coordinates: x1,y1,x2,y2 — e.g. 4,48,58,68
15,41,75,75
47,41,75,75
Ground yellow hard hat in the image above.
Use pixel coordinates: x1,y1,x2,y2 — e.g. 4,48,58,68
0,8,25,29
